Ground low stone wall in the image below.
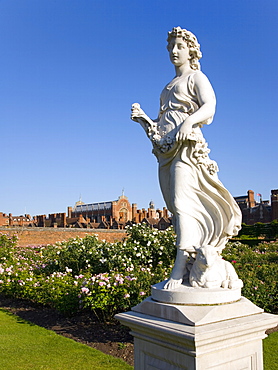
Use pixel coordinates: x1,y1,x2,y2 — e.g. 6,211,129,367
0,227,126,247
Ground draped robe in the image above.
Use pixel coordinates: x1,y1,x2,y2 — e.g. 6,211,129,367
153,71,241,253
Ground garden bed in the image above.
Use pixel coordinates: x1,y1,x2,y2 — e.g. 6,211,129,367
0,294,134,367
0,225,277,367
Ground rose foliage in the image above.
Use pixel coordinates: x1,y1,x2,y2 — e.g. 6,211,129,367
0,226,277,321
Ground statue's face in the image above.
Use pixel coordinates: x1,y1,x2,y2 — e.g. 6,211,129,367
167,37,190,67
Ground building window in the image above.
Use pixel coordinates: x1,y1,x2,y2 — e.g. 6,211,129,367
119,208,128,222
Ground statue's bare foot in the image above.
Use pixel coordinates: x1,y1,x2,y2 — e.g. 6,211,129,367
164,249,190,290
164,277,183,290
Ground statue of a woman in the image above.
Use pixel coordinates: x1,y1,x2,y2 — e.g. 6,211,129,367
131,27,242,290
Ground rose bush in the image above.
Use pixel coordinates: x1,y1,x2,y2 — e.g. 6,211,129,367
0,225,174,318
223,241,278,313
0,226,277,320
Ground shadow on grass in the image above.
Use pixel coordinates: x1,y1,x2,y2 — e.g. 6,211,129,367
0,294,132,343
0,308,35,325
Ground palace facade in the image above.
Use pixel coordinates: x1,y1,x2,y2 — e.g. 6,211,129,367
1,189,278,229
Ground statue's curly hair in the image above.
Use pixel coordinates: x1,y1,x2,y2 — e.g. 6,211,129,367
167,27,202,70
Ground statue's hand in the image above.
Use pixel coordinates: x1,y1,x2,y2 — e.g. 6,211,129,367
131,103,146,122
131,103,157,139
176,122,193,141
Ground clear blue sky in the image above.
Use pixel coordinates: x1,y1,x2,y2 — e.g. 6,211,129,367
0,0,277,216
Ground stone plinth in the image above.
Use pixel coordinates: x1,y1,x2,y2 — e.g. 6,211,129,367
132,296,263,326
116,297,278,369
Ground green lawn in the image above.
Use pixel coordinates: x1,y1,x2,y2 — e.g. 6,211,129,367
263,331,278,370
0,308,277,369
0,309,132,370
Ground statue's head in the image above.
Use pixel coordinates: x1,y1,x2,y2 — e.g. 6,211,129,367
167,27,202,70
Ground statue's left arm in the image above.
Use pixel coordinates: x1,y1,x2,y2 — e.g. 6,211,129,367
176,73,216,142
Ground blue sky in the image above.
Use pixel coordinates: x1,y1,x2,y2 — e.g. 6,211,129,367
0,0,277,216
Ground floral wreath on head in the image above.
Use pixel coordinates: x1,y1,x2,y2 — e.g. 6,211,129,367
167,26,202,70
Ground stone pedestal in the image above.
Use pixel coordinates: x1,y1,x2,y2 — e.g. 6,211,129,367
116,295,277,369
151,281,242,305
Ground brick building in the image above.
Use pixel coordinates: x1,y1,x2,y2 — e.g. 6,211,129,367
28,194,170,230
68,195,170,230
271,189,278,221
0,212,33,227
69,193,133,224
234,189,277,225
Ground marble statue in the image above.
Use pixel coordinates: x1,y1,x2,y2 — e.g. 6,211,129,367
131,27,242,290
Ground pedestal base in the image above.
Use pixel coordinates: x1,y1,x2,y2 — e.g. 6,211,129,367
115,297,278,369
152,280,242,305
